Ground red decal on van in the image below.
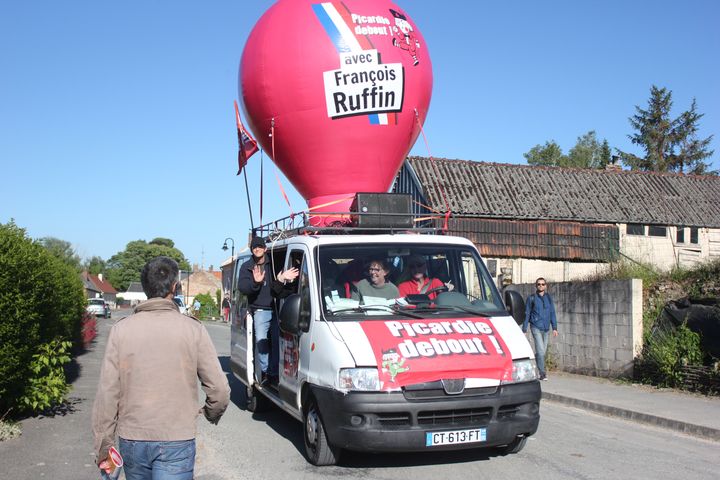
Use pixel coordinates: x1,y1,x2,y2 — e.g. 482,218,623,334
360,318,512,389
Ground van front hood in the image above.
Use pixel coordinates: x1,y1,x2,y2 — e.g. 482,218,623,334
332,317,528,390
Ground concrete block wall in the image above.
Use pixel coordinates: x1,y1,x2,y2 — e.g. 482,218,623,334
506,279,643,378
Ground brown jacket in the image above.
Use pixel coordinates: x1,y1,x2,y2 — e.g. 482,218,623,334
91,297,230,462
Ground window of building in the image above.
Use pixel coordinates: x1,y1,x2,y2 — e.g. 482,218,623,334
648,225,667,237
690,227,699,244
486,259,497,278
626,224,644,235
676,227,685,244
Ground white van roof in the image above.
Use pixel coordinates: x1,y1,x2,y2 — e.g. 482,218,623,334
264,233,475,249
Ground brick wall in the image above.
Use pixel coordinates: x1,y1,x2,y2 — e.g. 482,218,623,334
507,279,643,378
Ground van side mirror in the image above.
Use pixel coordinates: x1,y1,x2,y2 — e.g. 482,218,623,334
279,294,301,334
504,290,526,326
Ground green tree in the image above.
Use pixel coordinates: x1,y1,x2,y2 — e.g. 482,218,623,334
149,237,175,248
194,293,218,320
599,139,612,167
567,131,610,169
106,240,190,292
39,237,81,271
1,221,85,414
524,132,612,169
523,140,565,166
618,85,715,174
83,256,106,275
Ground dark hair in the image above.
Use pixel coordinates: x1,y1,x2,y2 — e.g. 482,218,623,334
141,256,179,299
367,259,390,271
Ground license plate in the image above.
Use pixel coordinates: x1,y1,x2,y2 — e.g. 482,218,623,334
425,428,486,446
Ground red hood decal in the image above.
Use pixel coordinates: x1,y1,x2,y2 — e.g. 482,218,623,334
360,318,512,390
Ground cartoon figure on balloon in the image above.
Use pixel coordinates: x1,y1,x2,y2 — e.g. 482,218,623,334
381,348,410,382
390,9,421,66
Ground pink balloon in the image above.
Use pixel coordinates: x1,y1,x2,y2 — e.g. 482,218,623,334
240,0,432,222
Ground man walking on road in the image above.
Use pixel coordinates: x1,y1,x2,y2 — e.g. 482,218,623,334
92,256,230,480
222,293,231,323
522,277,558,381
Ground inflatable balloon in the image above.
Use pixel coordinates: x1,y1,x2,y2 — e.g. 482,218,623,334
240,0,432,223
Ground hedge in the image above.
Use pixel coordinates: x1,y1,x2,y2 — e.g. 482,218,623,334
0,221,86,414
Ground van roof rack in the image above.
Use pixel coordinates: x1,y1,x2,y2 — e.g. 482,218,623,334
252,210,444,243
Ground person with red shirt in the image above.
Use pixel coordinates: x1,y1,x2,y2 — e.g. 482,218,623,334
398,255,447,300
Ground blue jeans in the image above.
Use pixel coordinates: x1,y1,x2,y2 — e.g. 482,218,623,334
253,308,278,376
531,327,550,376
119,438,195,480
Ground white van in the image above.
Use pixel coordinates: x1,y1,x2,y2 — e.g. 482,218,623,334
229,229,540,465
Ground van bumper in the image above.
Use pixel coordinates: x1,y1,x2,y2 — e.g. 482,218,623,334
311,381,541,452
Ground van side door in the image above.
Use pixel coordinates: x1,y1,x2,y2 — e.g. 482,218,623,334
230,256,252,386
278,245,312,407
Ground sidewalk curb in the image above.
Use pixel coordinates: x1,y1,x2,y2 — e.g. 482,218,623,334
542,392,720,442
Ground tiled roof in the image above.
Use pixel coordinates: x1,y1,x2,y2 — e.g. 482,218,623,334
80,273,101,293
88,274,117,294
407,157,720,227
126,281,144,293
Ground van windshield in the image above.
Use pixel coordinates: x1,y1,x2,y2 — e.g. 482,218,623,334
318,243,506,319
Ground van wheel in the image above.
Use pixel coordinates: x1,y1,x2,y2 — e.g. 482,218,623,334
497,435,528,455
246,385,270,413
303,397,340,466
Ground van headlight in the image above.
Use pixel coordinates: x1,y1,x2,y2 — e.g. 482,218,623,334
338,368,381,391
501,359,538,384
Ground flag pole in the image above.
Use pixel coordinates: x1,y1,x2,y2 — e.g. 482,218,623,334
234,100,259,234
242,166,254,231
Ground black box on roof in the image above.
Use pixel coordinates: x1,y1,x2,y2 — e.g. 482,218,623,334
350,193,413,228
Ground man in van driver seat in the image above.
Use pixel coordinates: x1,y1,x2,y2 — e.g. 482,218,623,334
238,236,298,386
350,259,399,301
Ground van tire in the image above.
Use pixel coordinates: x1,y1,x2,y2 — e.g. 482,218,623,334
246,385,270,413
303,397,340,466
496,435,527,455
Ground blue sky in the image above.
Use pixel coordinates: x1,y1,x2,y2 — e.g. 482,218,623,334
1,1,718,274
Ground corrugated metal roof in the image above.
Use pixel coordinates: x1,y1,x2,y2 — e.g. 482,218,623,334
407,157,720,227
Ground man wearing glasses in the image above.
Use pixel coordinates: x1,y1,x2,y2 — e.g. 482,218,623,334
522,277,558,381
350,259,399,301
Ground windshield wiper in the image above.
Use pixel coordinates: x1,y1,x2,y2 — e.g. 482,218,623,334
431,304,508,317
329,304,423,319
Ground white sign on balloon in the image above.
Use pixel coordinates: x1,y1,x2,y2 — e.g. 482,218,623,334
323,49,404,119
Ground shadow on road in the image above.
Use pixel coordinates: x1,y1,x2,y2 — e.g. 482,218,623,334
218,356,306,456
64,357,82,385
338,446,496,468
218,356,247,411
216,356,505,468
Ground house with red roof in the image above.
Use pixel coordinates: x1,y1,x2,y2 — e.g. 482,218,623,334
88,273,118,305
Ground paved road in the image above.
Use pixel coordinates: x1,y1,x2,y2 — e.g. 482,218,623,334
1,315,718,480
197,323,720,480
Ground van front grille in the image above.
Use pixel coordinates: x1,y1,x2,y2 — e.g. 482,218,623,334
403,384,498,400
376,412,411,426
417,408,492,426
497,404,520,420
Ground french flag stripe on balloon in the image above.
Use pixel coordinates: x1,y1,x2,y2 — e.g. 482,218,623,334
313,2,385,125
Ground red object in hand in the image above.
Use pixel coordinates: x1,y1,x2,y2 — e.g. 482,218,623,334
100,446,123,474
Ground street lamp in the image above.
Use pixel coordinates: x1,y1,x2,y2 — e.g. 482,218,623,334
222,237,235,259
